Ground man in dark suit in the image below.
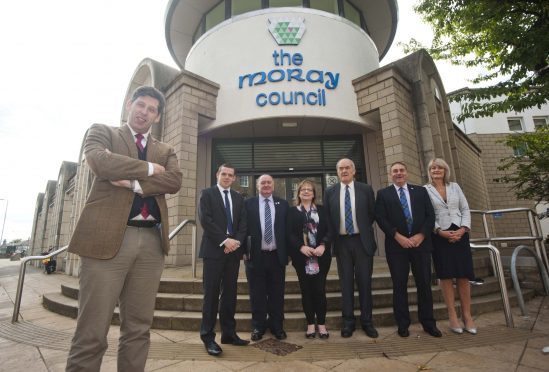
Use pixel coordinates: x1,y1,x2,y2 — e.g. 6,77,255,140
244,174,289,341
66,86,182,371
198,164,249,356
375,161,442,338
323,158,378,338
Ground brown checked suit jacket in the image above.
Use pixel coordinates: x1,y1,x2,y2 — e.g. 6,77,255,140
68,123,182,259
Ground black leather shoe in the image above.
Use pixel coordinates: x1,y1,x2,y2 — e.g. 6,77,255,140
251,329,264,341
220,334,250,346
204,340,222,356
397,328,410,337
362,324,379,338
273,330,287,340
341,327,354,338
423,326,442,338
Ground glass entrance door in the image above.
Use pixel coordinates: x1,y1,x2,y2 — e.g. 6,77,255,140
232,174,324,205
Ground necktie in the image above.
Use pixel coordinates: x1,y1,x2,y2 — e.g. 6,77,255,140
134,133,150,219
344,185,354,234
223,190,234,235
135,133,144,152
264,199,273,244
140,202,150,219
399,187,413,235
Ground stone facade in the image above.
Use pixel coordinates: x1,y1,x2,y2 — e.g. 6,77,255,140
161,71,219,266
468,133,536,255
29,51,538,274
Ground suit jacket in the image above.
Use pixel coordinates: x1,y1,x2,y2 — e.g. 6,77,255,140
424,182,471,230
375,183,435,253
68,123,182,259
323,182,377,256
244,196,289,269
198,186,247,259
286,205,331,268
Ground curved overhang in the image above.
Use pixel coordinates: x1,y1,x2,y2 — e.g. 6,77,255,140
120,58,180,124
165,0,398,69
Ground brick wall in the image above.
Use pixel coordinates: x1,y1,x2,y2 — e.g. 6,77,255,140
468,133,536,254
354,68,423,186
454,130,490,239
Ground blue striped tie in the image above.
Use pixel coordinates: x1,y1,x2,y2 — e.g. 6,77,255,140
399,187,413,235
344,185,354,234
264,199,273,244
223,190,234,235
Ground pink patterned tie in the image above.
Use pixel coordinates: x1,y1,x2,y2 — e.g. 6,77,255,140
135,133,144,152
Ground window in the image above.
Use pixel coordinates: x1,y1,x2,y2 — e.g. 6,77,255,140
533,116,548,129
270,0,303,7
205,1,226,32
513,143,528,157
232,0,262,16
310,0,338,14
239,176,250,188
507,118,523,132
344,0,361,27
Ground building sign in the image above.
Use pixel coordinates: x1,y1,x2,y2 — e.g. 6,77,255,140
238,18,340,108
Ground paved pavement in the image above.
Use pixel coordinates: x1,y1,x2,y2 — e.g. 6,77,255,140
1,258,548,371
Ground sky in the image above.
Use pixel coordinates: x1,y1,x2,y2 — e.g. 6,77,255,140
0,0,479,243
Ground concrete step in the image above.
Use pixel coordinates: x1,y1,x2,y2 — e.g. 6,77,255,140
42,287,535,331
60,276,508,312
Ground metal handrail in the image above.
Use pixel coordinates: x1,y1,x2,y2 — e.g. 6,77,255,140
510,245,549,316
11,245,69,322
168,219,197,278
12,219,196,323
470,243,514,327
470,208,548,272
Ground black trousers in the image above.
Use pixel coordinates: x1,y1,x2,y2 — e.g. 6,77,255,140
386,248,437,330
245,250,286,332
200,254,240,342
293,256,331,324
336,235,374,329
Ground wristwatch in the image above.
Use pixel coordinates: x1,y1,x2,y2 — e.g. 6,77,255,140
434,227,441,235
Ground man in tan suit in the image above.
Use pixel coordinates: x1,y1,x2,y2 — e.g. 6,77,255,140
66,86,182,372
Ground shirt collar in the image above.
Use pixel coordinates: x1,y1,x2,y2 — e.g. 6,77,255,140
342,181,355,190
126,124,151,140
393,183,409,192
260,194,273,203
217,184,231,193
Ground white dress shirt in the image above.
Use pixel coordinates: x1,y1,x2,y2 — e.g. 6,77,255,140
127,124,154,194
339,181,360,235
393,183,413,219
259,194,276,251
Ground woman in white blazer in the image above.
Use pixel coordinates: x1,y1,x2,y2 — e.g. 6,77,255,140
425,158,477,335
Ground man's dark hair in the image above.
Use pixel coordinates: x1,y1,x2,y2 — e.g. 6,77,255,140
217,163,235,174
130,86,166,117
390,161,407,170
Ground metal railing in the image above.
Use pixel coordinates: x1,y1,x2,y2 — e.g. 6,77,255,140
470,243,514,327
469,207,549,325
510,245,549,316
470,208,548,271
12,219,196,323
168,219,197,278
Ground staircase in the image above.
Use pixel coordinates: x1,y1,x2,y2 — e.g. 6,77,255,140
42,255,535,331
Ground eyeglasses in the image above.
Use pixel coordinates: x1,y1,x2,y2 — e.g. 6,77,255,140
300,188,313,192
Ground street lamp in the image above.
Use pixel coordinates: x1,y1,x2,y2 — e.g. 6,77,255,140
0,199,8,246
